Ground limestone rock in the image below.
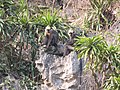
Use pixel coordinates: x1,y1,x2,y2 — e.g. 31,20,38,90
35,48,80,90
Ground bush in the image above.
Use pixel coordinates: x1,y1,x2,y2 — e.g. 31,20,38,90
84,0,116,31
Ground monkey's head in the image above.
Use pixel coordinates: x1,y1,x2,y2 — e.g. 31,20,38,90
45,26,51,36
68,29,75,38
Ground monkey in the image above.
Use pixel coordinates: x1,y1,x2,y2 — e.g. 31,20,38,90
41,26,59,52
63,28,88,56
57,0,63,9
63,29,85,87
63,29,84,87
63,29,78,56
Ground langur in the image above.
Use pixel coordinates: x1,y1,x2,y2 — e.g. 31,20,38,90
41,26,59,50
63,29,78,56
63,29,83,87
57,0,63,9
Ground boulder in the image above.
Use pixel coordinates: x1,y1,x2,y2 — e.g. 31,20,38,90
35,48,97,90
35,48,80,90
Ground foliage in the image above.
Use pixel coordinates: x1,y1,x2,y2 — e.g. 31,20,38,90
0,0,119,89
0,75,38,90
103,45,120,90
0,0,70,89
84,0,116,31
75,35,107,60
0,79,15,90
104,75,120,90
75,35,120,89
40,9,61,28
20,76,38,90
0,0,42,89
39,9,70,41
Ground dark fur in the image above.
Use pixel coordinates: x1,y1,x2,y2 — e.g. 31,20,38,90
63,32,78,56
42,29,59,48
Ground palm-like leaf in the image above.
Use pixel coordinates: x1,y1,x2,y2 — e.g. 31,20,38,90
75,35,107,61
75,35,120,89
40,9,61,28
85,0,115,30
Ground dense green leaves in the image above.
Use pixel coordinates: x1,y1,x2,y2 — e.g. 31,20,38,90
75,35,107,60
75,35,120,89
40,10,61,27
103,45,120,90
0,0,43,89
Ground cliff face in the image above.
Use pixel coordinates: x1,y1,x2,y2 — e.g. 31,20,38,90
35,48,80,90
0,47,96,90
35,48,97,90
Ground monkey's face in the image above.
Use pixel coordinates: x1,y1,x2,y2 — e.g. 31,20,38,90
45,29,50,36
45,26,51,36
68,29,74,38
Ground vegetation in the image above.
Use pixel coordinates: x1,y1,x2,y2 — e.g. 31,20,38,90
75,35,120,89
0,0,120,89
84,0,117,30
0,0,68,89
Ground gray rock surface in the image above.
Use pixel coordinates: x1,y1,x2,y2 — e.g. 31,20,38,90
35,48,97,90
35,48,80,90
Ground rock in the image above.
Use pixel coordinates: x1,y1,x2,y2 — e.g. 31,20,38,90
105,19,120,45
35,47,97,90
35,48,80,90
109,19,120,34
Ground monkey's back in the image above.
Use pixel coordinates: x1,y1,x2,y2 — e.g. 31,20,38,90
50,30,59,46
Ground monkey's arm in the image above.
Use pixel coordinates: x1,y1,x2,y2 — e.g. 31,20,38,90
66,39,75,45
46,34,53,48
41,36,48,46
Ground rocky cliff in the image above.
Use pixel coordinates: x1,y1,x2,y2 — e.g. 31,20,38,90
35,48,97,90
